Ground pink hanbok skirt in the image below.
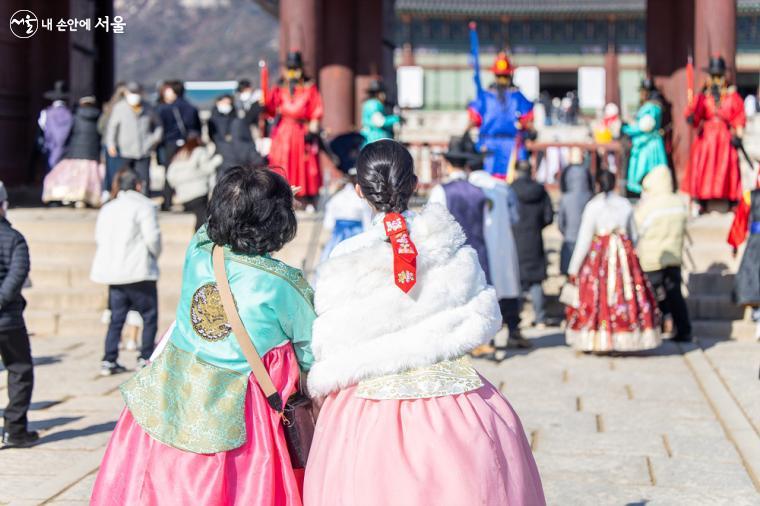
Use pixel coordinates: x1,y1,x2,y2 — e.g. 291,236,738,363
42,158,104,206
303,378,546,506
90,344,302,506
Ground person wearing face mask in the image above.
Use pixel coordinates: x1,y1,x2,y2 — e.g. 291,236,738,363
467,22,535,181
234,79,263,133
105,82,164,194
265,51,324,211
682,56,746,207
156,80,201,210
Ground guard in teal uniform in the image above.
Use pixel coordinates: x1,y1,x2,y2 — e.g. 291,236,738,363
622,78,668,195
92,167,315,505
361,80,400,144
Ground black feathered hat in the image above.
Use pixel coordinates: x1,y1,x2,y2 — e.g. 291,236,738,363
704,56,727,76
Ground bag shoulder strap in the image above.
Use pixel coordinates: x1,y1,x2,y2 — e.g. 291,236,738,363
212,246,283,413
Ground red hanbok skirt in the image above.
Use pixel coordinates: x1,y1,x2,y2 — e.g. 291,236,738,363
565,233,661,352
681,118,742,201
268,118,321,198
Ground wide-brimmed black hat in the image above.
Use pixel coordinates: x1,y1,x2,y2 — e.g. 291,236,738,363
704,56,727,76
44,80,69,101
286,51,304,70
367,79,386,95
444,133,485,169
639,77,656,92
329,132,366,174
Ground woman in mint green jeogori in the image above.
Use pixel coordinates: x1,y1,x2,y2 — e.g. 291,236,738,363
622,80,668,195
361,79,400,145
92,167,314,506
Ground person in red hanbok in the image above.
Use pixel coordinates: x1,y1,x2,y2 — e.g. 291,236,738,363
266,51,324,209
565,170,661,353
682,56,746,205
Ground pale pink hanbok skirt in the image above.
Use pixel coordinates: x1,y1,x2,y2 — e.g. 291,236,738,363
303,378,545,506
42,158,104,206
90,345,303,506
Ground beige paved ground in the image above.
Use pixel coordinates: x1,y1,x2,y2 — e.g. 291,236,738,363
0,212,758,505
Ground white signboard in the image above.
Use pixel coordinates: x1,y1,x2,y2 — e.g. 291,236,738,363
578,66,606,109
397,65,424,109
513,66,539,101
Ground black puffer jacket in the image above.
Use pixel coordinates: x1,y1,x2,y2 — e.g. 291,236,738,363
0,218,30,331
511,172,554,285
64,105,101,161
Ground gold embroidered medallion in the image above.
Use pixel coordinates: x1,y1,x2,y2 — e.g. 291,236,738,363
190,283,231,342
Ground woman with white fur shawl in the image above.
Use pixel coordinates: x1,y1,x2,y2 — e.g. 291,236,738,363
303,140,545,506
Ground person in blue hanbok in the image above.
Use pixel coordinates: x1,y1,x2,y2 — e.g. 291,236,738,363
320,133,373,262
360,80,400,145
467,22,535,180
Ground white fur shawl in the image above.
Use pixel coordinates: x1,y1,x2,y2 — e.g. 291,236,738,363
307,204,501,397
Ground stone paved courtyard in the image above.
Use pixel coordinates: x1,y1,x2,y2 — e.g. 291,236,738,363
0,209,758,505
0,329,757,505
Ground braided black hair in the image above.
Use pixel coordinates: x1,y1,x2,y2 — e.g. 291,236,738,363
357,140,417,214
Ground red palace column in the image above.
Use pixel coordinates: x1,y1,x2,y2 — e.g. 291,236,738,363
646,0,695,182
319,0,356,136
279,0,320,79
694,0,737,86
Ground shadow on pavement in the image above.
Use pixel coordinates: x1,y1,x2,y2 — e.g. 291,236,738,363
36,421,116,444
503,331,720,359
29,416,82,432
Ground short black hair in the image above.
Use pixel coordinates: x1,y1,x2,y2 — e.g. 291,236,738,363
207,166,297,255
357,140,417,214
114,168,140,192
596,169,617,193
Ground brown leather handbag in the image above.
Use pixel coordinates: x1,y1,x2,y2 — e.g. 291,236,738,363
212,246,315,469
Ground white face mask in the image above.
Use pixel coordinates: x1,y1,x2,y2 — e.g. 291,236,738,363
239,91,252,102
217,103,233,114
125,93,141,106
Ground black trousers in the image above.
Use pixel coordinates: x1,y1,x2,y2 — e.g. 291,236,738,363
645,266,692,339
161,142,181,209
103,281,158,362
183,196,208,231
0,327,34,436
499,298,521,334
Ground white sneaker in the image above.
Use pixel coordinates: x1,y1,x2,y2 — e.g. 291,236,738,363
100,191,111,204
305,204,316,214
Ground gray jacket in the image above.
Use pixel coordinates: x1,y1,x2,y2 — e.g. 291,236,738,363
558,165,593,243
106,99,163,160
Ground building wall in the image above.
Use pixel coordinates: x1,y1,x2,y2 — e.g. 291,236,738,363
0,0,113,186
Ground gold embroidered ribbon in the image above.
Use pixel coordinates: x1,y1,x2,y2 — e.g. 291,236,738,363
356,356,483,400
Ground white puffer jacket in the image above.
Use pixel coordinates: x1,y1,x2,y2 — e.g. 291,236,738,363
307,204,501,397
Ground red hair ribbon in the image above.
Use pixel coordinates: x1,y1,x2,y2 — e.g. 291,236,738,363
383,213,418,293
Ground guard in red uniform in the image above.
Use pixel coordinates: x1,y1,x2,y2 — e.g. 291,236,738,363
266,51,324,207
682,56,746,204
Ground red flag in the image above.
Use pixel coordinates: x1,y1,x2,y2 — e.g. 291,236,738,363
259,60,269,105
686,54,694,106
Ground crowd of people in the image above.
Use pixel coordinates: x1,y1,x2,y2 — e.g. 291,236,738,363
0,22,758,506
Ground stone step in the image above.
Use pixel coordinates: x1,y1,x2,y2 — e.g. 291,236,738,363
691,319,758,341
682,244,739,273
686,294,746,321
27,264,185,289
9,209,196,242
26,310,175,339
684,271,736,295
22,286,180,312
26,240,191,265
